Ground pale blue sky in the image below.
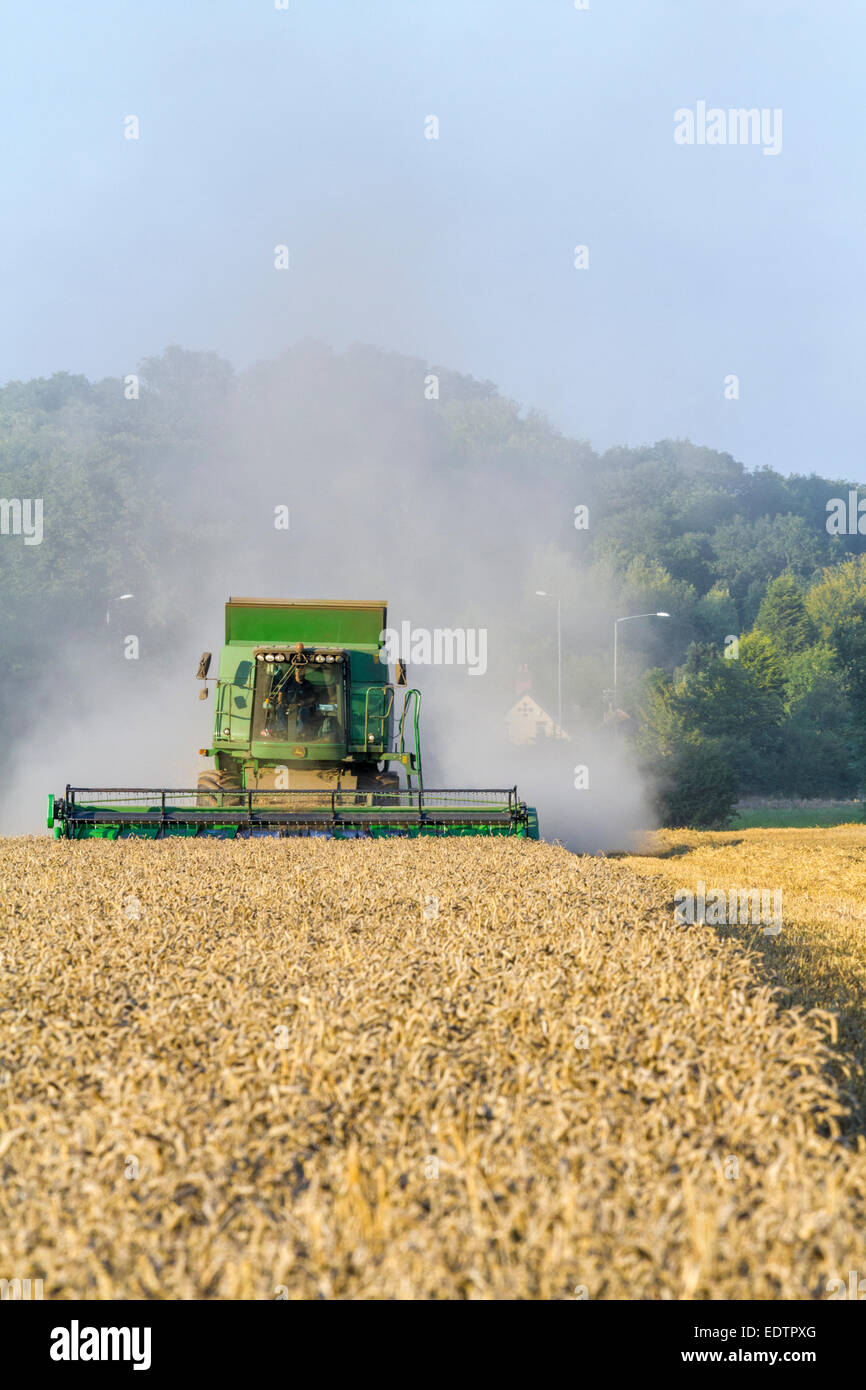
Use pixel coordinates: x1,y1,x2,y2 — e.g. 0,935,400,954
2,0,864,477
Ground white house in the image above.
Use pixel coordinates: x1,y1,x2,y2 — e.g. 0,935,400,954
504,695,571,746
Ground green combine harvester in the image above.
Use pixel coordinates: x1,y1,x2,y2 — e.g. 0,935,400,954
49,598,539,841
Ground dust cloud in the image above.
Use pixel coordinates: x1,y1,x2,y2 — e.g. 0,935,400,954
5,343,653,851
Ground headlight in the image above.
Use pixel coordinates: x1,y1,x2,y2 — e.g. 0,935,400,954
315,654,325,662
325,654,334,662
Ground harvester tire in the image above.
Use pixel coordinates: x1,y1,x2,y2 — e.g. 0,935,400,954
355,769,401,807
197,769,244,809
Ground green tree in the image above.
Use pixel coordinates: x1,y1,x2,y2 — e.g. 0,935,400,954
805,555,866,640
638,644,786,799
754,574,815,654
827,605,866,764
711,513,826,612
649,738,737,829
693,584,739,648
739,630,786,698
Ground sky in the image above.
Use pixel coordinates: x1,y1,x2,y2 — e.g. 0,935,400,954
2,0,864,479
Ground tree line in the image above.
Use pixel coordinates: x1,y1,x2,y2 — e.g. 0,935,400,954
1,343,864,828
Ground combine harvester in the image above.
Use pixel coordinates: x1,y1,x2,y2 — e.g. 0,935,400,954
49,598,539,841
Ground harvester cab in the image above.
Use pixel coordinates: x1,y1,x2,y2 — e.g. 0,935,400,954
255,650,343,750
48,597,540,840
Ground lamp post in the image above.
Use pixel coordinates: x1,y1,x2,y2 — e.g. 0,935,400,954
535,590,562,738
613,612,670,727
106,593,135,627
106,593,134,656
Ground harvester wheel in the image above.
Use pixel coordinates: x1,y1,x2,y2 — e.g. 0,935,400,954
197,769,244,809
355,769,401,807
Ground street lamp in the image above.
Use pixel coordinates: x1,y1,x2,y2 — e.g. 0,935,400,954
612,612,670,726
535,590,562,738
106,593,135,626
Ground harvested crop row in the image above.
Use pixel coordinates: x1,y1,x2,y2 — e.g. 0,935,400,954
1,837,864,1300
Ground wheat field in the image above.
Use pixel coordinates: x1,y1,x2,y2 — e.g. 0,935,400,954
1,835,865,1299
622,825,866,1126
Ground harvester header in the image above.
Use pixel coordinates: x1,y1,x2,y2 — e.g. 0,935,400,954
49,597,539,841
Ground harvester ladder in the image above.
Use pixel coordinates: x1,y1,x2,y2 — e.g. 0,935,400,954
363,685,395,752
398,689,422,785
